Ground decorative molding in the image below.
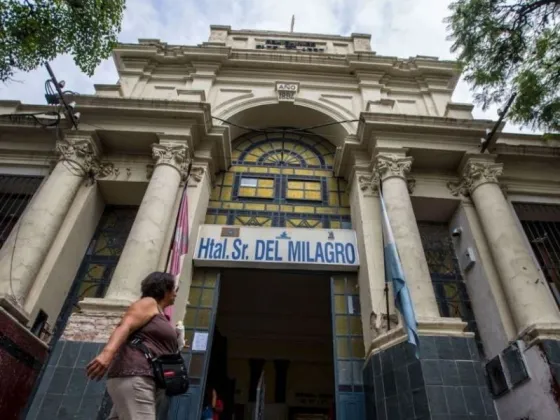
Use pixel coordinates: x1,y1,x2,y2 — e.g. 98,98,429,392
375,154,413,180
462,161,504,194
407,178,416,194
146,163,154,179
447,180,469,197
56,138,98,174
358,172,380,195
188,166,206,185
91,161,116,179
152,143,190,178
370,310,399,341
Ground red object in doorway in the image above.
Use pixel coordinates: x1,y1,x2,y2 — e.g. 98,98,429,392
0,308,48,419
214,399,224,420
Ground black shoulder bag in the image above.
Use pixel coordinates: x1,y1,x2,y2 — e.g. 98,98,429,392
129,337,190,396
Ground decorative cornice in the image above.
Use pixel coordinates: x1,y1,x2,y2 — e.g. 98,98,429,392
374,154,413,181
462,161,504,194
152,143,190,178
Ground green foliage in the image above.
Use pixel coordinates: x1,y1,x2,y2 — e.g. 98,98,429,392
0,0,126,82
447,0,560,132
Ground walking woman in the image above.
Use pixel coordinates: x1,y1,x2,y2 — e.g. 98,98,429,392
86,272,179,420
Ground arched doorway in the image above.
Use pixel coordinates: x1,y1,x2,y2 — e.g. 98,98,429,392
173,108,365,419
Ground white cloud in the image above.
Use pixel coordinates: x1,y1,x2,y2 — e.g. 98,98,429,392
0,0,529,132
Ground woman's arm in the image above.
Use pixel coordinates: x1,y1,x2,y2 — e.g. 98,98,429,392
86,297,158,380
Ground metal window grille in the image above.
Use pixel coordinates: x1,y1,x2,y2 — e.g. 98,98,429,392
0,175,43,249
513,203,560,307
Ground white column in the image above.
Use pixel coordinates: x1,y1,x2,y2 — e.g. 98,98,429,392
462,156,560,337
172,163,212,323
0,134,96,321
350,171,390,347
375,152,441,319
105,142,189,302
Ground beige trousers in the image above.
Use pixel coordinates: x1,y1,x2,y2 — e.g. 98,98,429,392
107,376,165,420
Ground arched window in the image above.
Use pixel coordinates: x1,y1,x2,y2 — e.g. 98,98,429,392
206,129,351,229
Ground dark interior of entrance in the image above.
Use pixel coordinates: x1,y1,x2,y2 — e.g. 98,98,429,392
207,269,335,420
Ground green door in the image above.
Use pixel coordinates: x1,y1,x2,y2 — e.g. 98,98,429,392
168,268,221,419
330,274,366,420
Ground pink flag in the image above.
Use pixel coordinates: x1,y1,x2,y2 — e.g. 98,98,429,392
164,185,189,320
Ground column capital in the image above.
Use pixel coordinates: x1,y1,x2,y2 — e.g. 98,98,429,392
56,131,102,174
461,156,504,194
357,171,380,196
152,143,190,179
374,153,413,181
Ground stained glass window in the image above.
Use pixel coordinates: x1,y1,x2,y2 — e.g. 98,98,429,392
53,206,138,342
332,275,364,392
206,129,351,229
418,222,482,353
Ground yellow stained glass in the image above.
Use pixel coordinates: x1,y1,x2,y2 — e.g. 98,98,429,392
220,186,232,201
306,182,321,190
351,338,365,358
329,192,339,206
287,190,304,199
239,187,256,197
216,215,228,224
224,173,234,185
334,295,347,314
337,340,350,358
189,288,202,306
349,316,362,334
336,316,349,335
334,279,346,294
305,191,321,200
245,203,266,211
257,189,274,198
201,289,214,307
288,181,304,190
197,308,211,328
184,309,197,327
259,179,274,187
294,206,316,214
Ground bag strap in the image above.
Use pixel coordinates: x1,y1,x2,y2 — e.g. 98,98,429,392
129,336,155,361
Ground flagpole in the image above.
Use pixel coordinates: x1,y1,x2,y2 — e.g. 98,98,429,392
379,179,391,331
384,282,390,331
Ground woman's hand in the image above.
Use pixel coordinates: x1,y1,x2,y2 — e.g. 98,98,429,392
86,350,114,381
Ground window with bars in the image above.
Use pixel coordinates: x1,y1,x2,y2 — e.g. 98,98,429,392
0,175,43,249
418,222,481,353
52,205,138,344
513,203,560,307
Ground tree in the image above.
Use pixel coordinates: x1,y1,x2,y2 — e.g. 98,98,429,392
0,0,126,82
447,0,560,132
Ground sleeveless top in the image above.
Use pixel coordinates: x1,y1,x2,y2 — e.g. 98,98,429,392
107,312,178,378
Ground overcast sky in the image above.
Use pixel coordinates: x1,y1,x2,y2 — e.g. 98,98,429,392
0,0,528,132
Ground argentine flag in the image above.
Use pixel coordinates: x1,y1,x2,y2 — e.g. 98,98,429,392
380,191,420,358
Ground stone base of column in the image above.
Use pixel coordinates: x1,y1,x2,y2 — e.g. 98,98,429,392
367,317,471,357
0,307,48,419
363,326,496,419
0,294,30,325
27,298,130,420
519,322,560,347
